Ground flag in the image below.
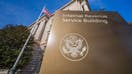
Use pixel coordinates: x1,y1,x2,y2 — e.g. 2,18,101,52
43,7,52,17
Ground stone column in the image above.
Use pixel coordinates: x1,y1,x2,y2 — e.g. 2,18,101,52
40,18,53,49
63,1,83,11
81,1,90,11
34,20,46,41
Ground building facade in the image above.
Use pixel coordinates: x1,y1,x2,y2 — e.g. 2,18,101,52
19,0,91,74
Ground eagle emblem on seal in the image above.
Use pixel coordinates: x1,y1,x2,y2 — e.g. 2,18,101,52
60,33,88,61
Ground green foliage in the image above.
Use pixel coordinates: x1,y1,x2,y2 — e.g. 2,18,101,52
0,24,33,70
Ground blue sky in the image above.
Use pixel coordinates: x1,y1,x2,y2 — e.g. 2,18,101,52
0,0,132,28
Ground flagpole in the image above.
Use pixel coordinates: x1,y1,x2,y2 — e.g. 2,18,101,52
8,5,45,74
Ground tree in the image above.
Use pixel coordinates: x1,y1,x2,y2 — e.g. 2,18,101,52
0,24,33,70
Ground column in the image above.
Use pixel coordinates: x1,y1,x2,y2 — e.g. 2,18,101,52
34,20,46,41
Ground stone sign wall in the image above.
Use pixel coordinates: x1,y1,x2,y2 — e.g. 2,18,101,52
40,11,131,74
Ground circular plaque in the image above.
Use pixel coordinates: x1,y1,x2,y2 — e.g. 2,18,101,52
60,33,89,61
